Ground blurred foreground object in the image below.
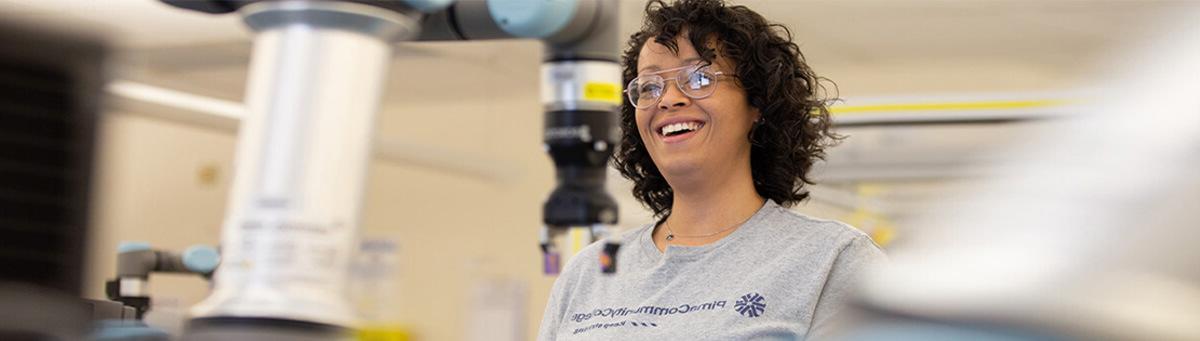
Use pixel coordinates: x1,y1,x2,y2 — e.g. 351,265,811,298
0,17,107,341
841,7,1200,341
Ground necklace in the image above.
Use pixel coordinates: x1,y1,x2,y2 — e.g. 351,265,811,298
663,214,753,241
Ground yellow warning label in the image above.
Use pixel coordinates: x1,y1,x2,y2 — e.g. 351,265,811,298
357,326,411,341
583,82,621,104
830,99,1066,115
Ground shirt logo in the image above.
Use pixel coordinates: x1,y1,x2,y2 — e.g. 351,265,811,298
734,293,766,318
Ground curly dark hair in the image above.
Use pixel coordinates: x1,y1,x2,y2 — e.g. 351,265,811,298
613,0,840,218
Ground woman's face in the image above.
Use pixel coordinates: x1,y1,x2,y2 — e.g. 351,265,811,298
635,35,759,185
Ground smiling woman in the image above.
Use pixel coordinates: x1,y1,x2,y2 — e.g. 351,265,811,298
617,0,842,220
537,1,886,340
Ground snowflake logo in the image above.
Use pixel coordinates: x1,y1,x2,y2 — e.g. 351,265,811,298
735,293,766,318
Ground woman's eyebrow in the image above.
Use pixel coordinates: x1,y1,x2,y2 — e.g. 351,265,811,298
638,57,704,74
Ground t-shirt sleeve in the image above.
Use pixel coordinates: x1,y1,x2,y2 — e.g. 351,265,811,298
806,234,887,340
536,242,599,341
537,272,569,341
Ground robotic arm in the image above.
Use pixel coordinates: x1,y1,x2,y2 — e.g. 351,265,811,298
157,0,622,339
105,242,220,319
414,0,625,276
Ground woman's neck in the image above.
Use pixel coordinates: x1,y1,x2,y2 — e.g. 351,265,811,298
656,165,765,246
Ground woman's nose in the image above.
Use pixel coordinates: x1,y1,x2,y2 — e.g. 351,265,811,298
657,81,691,111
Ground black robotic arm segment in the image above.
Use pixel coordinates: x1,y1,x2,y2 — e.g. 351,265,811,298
160,0,241,14
161,0,430,15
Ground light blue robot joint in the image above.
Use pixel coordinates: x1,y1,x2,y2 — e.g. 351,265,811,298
488,0,579,38
117,241,151,253
403,0,456,12
182,245,221,273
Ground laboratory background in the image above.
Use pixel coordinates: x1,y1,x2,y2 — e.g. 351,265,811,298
0,0,1197,340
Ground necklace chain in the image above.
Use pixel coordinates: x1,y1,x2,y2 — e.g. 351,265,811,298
663,214,752,241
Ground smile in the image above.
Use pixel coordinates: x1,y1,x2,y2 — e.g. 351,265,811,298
657,120,705,143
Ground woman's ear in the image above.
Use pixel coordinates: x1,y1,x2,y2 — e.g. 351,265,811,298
748,110,765,147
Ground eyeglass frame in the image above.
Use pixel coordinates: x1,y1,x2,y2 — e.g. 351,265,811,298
625,63,733,110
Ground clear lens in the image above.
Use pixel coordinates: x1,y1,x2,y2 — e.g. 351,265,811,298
627,75,665,109
679,67,716,96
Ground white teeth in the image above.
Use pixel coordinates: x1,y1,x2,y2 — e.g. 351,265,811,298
660,121,701,136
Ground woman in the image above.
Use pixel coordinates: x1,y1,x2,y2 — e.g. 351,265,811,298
538,0,884,339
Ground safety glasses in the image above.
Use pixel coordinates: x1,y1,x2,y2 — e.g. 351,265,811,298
626,64,731,109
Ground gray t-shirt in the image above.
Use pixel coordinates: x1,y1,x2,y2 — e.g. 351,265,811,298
537,200,885,341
